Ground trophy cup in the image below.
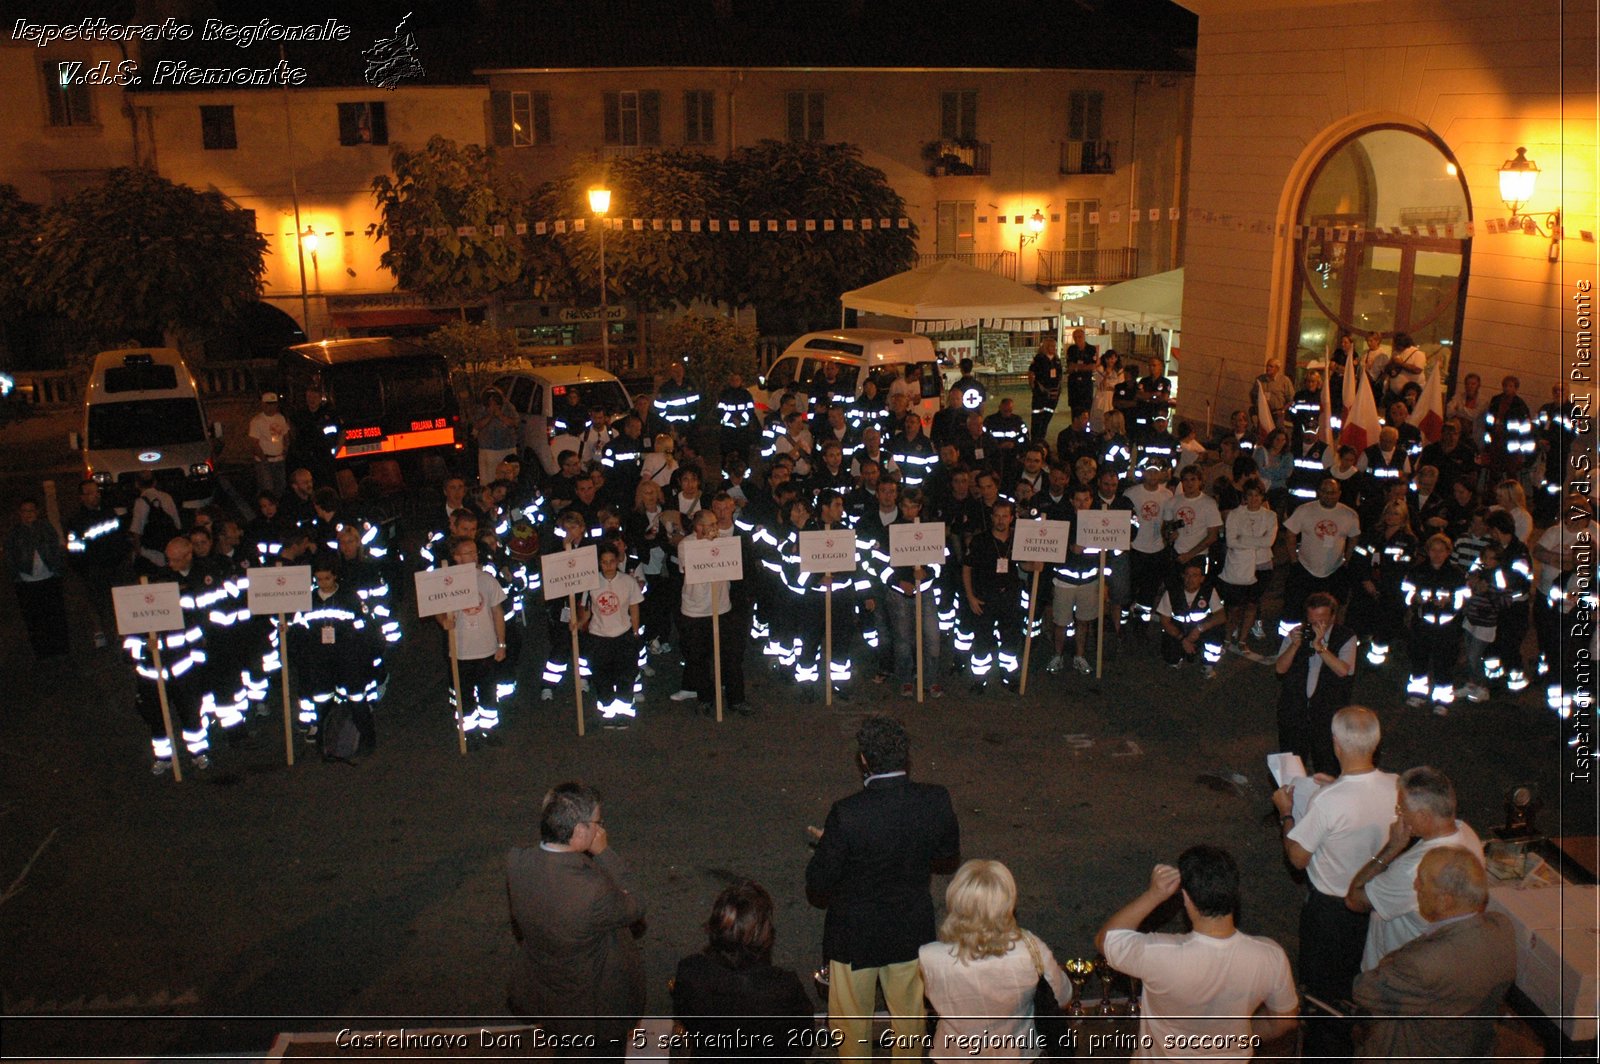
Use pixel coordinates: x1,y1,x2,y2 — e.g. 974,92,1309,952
1063,958,1095,1016
1093,955,1114,1015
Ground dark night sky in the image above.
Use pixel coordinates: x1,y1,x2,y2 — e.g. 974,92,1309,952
16,1,1197,85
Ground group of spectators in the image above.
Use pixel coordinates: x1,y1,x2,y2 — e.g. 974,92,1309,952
510,714,1516,1062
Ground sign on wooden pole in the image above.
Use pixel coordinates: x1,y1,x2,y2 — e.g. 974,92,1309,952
247,565,311,766
540,546,601,735
682,537,745,723
890,522,946,704
1012,520,1071,695
414,566,477,754
116,579,185,782
1074,511,1133,679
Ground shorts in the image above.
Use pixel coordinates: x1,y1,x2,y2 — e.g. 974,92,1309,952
1051,580,1102,624
1217,579,1263,606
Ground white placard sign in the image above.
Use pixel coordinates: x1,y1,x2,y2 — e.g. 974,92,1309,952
540,544,602,600
413,565,484,618
246,565,312,615
889,521,947,568
682,535,745,585
1012,519,1072,564
1074,510,1133,551
113,582,183,635
798,530,857,574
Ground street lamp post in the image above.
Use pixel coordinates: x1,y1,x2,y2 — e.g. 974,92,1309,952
588,186,612,372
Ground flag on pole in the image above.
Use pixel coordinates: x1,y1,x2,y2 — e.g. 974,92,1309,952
1340,368,1381,453
1341,351,1359,422
1318,365,1335,444
1413,360,1446,442
1254,379,1275,437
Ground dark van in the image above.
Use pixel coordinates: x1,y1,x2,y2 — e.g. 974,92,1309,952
278,338,462,465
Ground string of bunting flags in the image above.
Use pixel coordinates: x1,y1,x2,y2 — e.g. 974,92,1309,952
403,211,1594,243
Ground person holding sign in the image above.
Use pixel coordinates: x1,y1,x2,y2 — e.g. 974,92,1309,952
673,511,743,714
577,543,643,727
875,489,944,699
962,500,1030,691
539,512,592,701
1047,486,1106,675
806,490,870,694
289,553,381,759
121,536,213,774
434,537,508,747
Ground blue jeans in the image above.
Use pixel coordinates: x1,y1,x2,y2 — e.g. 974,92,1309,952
886,591,939,682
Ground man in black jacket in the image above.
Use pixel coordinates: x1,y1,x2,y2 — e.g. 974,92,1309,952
806,716,960,1059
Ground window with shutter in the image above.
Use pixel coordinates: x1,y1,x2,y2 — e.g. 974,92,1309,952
1068,92,1103,142
491,91,514,147
685,90,715,145
939,91,977,140
603,91,621,144
42,62,93,127
337,102,388,146
200,105,237,150
640,90,661,145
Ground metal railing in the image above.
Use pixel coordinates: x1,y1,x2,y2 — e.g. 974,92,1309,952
1036,247,1140,285
1059,139,1117,175
6,358,277,409
923,140,992,176
916,251,1018,276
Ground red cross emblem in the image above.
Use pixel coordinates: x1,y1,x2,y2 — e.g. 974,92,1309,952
443,575,454,587
143,593,155,604
710,546,721,557
275,576,287,587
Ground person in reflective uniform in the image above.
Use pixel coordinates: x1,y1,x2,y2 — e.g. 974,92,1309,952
434,536,508,746
539,511,592,702
291,552,382,757
654,360,701,430
963,499,1029,690
124,535,214,774
1156,558,1226,678
1481,375,1535,485
1401,534,1468,712
1347,498,1418,667
66,478,126,649
874,489,945,699
1480,510,1533,693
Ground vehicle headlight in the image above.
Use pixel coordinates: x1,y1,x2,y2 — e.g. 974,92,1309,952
190,462,214,476
92,471,113,485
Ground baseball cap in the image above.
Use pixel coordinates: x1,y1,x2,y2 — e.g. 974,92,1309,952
261,391,280,403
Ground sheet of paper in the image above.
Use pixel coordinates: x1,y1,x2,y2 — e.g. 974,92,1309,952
1266,752,1307,788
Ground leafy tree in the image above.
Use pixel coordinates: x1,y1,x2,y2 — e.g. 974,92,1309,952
721,141,917,332
426,320,522,402
651,315,758,416
369,136,526,307
0,185,42,320
25,168,268,346
524,151,724,311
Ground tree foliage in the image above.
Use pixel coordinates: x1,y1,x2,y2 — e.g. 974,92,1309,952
369,136,526,305
721,141,918,332
524,151,724,312
426,320,523,400
24,168,268,346
0,185,42,319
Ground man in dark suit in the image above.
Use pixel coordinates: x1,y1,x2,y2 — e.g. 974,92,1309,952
1352,845,1515,1063
805,716,960,1059
507,783,646,1057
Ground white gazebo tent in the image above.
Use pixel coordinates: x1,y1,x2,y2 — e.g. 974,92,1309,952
1059,267,1184,333
841,260,1059,368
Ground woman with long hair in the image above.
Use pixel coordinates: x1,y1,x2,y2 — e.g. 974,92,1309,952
626,478,680,657
918,860,1069,1062
1091,351,1122,432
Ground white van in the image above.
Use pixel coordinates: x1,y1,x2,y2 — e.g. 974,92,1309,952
756,329,943,422
72,348,222,510
491,363,633,475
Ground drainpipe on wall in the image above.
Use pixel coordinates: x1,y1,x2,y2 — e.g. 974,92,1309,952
117,42,144,168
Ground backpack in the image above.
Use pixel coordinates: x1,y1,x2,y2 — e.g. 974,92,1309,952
319,702,362,762
137,494,180,554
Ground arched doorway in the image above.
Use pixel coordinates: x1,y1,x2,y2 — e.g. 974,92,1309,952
1286,126,1471,387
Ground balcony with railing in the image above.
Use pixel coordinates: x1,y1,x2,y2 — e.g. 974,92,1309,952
922,139,992,176
916,251,1017,276
1059,139,1118,175
1036,247,1140,285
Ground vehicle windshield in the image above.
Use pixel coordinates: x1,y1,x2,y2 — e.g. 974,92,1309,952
87,398,207,450
326,357,450,423
550,380,630,417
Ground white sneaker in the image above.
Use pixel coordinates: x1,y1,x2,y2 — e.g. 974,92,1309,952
151,758,172,776
1045,655,1064,674
1249,621,1265,640
93,632,108,649
1202,664,1216,680
191,754,212,771
540,688,554,702
669,689,698,702
1072,655,1091,674
641,663,656,677
1463,684,1490,704
1405,695,1428,708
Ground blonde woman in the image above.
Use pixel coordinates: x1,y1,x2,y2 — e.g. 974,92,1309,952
918,860,1068,1062
640,433,679,488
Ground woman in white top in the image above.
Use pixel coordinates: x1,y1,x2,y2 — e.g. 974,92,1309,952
577,542,643,725
918,860,1069,1063
1490,479,1533,543
434,536,507,742
1091,351,1122,432
1218,480,1279,650
640,434,679,488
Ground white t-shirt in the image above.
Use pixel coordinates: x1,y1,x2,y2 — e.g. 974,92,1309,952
585,572,642,638
1285,501,1361,577
1287,770,1400,896
918,934,1067,1063
1361,820,1484,970
1103,928,1298,1061
248,411,290,459
1534,519,1599,593
1176,437,1207,472
450,568,507,660
1126,485,1174,554
1163,490,1222,557
1221,507,1278,585
678,537,730,618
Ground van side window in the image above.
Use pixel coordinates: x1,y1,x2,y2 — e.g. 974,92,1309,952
528,383,545,416
765,357,797,391
920,365,943,400
507,377,533,414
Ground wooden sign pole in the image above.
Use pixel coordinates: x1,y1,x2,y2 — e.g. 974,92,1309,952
1095,557,1108,680
914,569,925,704
1018,567,1042,696
147,632,184,783
824,579,833,707
711,584,724,722
447,626,468,755
569,593,585,736
278,614,294,766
